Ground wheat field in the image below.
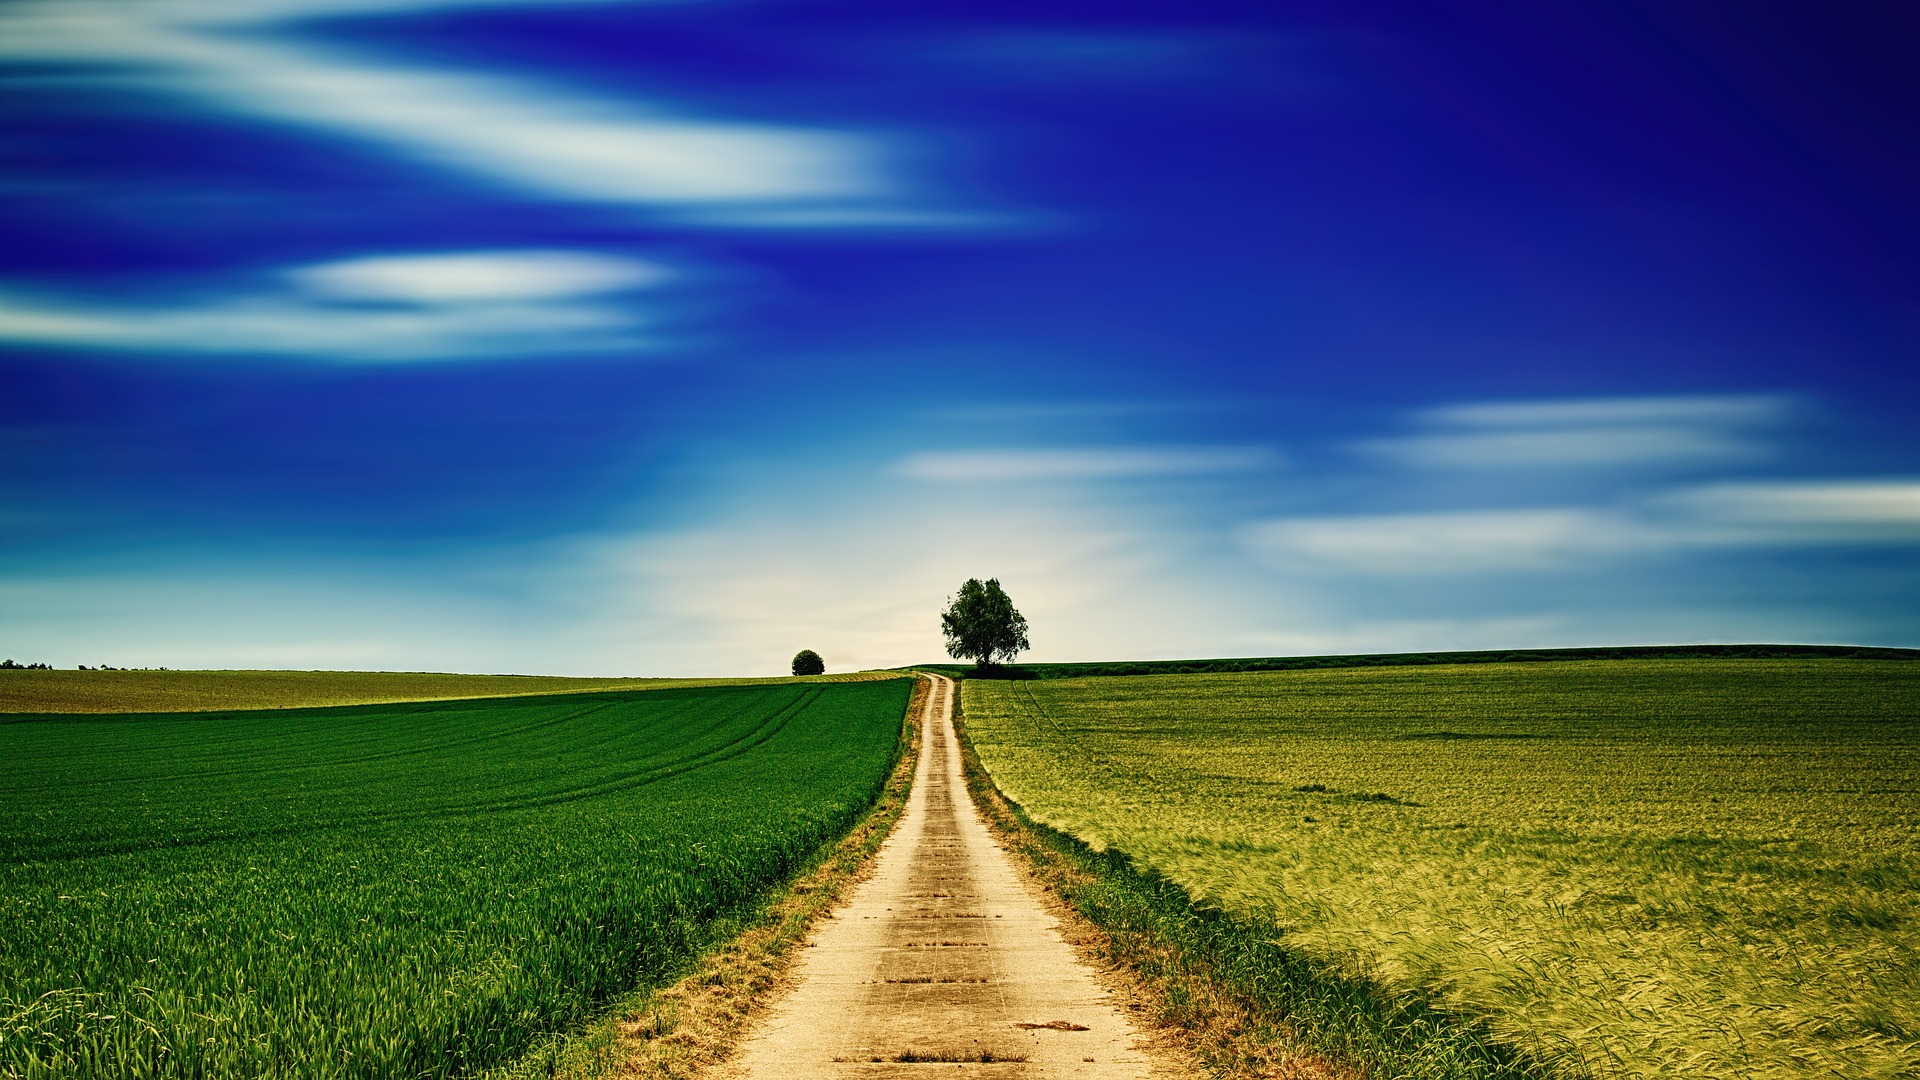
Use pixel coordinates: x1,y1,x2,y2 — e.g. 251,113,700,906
964,659,1920,1079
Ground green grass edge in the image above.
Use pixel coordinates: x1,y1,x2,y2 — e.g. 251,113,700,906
474,674,926,1080
949,688,1567,1080
912,642,1920,681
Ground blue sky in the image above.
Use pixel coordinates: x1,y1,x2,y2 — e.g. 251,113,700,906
2,0,1917,675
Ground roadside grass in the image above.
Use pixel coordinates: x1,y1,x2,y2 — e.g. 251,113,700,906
481,675,927,1080
913,643,1918,683
952,689,1540,1080
0,668,899,714
1,678,912,1078
962,659,1920,1079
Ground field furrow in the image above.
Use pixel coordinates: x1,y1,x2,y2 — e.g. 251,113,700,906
0,677,913,1079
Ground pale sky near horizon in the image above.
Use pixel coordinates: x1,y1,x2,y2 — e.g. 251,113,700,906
3,0,1918,676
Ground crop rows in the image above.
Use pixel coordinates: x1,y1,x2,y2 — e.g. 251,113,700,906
1,678,912,1078
964,659,1920,1079
0,667,899,715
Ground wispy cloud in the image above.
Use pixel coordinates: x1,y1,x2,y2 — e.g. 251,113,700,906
1240,478,1920,576
0,1,908,225
894,445,1280,483
1358,393,1792,469
1241,509,1649,575
97,0,642,24
1663,480,1920,538
0,250,670,361
1424,395,1789,429
289,250,668,303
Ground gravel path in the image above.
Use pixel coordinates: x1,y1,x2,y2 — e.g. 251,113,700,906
724,673,1181,1080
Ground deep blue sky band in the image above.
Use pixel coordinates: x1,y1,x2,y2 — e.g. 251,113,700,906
2,0,1916,673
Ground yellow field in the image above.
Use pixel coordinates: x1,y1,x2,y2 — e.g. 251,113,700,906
0,668,903,713
965,660,1920,1080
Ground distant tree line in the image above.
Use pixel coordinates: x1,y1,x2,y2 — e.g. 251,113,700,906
915,643,1920,680
2,660,164,670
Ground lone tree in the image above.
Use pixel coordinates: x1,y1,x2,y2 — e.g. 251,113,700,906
940,578,1030,669
791,649,825,676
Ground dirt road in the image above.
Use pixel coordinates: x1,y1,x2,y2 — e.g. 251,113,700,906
724,673,1178,1080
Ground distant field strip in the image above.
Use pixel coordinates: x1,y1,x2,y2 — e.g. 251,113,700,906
0,668,899,714
0,678,912,1078
964,660,1920,1079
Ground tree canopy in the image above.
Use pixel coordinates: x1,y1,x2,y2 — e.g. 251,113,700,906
939,578,1030,668
791,649,825,676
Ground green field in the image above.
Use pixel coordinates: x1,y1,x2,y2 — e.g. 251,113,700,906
0,668,896,715
1,677,912,1078
964,660,1920,1080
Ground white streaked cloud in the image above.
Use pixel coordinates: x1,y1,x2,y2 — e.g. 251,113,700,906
1662,480,1920,537
0,1,902,223
895,445,1279,483
1359,393,1792,469
288,250,669,304
0,294,638,361
1240,479,1920,576
101,0,645,25
0,250,670,361
1361,427,1758,469
1241,509,1651,575
1424,394,1790,429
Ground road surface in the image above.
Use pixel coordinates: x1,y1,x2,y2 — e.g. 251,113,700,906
724,673,1180,1080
